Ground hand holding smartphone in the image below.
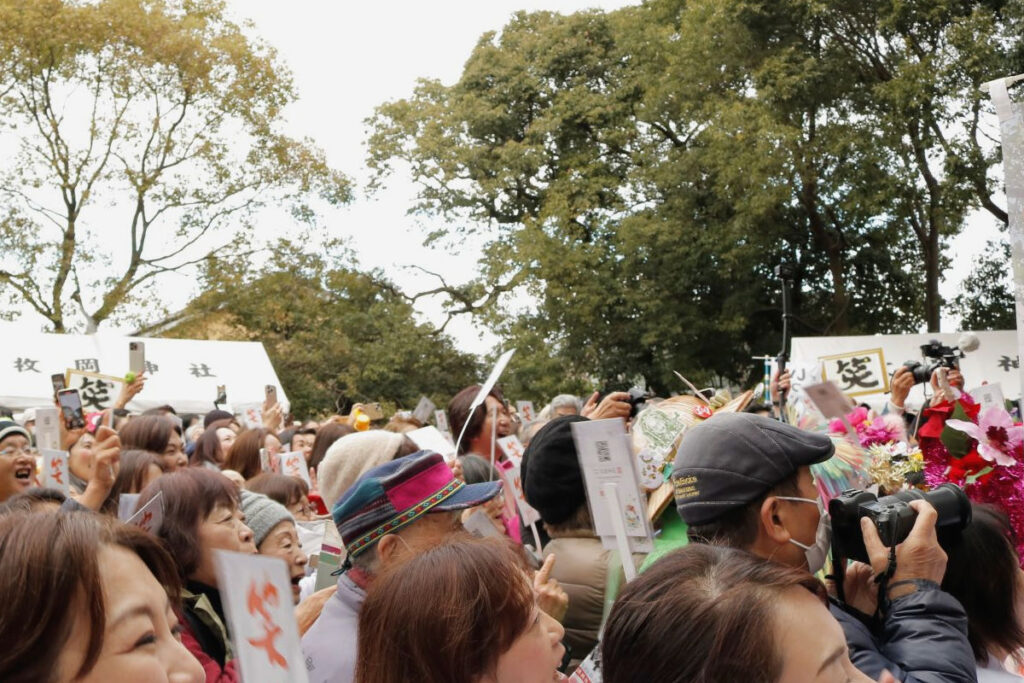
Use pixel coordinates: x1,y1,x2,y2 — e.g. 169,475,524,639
57,389,86,430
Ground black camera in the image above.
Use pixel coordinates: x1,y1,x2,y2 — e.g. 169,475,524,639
902,339,963,385
626,386,649,418
828,484,971,564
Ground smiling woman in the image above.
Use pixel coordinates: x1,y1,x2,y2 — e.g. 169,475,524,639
0,510,204,683
0,420,36,503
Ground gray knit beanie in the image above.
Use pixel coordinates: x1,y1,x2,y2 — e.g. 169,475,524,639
239,490,294,547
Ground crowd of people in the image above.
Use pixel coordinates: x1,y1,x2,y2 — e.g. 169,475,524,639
0,363,1021,682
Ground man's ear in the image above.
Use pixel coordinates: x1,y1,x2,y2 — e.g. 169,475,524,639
759,496,792,545
376,534,400,568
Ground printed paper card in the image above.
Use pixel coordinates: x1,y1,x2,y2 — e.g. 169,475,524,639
434,410,450,432
970,383,1006,412
41,448,69,495
64,369,126,412
314,522,345,593
497,435,526,465
407,426,457,460
570,419,654,553
118,493,140,521
35,407,60,452
516,401,536,424
496,459,541,526
278,452,311,488
413,396,436,425
128,491,164,536
214,550,309,683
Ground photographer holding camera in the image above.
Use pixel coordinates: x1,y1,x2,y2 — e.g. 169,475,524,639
671,412,976,682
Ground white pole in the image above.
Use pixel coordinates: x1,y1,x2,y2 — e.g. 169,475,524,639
601,482,637,583
983,75,1024,408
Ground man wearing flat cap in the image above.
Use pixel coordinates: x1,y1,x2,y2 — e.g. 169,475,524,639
672,412,975,683
302,450,502,683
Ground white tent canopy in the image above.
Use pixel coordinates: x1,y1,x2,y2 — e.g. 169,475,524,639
790,330,1019,411
0,325,287,416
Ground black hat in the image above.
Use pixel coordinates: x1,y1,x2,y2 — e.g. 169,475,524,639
671,412,834,525
522,415,589,525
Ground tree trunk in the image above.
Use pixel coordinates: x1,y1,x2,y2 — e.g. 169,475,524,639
924,226,941,332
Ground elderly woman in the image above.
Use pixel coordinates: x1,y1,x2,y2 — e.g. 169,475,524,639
137,468,256,682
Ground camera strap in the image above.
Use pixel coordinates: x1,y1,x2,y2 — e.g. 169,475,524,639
873,543,898,620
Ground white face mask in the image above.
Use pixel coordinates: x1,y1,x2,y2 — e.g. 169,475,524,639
775,496,831,574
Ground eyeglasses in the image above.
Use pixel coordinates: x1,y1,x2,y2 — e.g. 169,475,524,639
0,445,38,458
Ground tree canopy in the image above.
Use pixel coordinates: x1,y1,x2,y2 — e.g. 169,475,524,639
0,0,349,333
367,0,1023,392
156,242,481,419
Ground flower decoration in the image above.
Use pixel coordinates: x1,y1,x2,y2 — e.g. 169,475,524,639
828,408,905,448
945,406,1022,467
866,441,923,493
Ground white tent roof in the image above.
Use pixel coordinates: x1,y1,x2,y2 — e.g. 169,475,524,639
0,325,287,416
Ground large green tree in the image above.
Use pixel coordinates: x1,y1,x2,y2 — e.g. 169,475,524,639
156,242,481,419
367,0,1021,391
0,0,349,332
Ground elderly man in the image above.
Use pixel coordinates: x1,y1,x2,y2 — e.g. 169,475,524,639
671,412,976,683
302,450,503,683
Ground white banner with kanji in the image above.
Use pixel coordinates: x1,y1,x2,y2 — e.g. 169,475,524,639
0,325,287,415
791,330,1018,411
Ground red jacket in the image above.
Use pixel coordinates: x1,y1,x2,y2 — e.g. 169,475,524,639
179,616,240,683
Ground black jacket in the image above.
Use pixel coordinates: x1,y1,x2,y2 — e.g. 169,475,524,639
831,588,978,682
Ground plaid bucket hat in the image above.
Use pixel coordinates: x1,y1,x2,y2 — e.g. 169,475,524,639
332,450,501,557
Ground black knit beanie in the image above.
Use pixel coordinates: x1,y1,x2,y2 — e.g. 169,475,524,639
522,415,588,525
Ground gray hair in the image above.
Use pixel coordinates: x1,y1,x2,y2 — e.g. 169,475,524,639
549,394,581,414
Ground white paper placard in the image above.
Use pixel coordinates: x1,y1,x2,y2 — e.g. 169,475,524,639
412,396,435,424
516,400,536,424
970,383,1006,413
35,407,60,452
570,419,654,553
819,348,890,397
278,452,311,488
41,448,69,495
128,491,164,535
473,349,516,411
434,410,450,432
497,459,541,526
214,550,309,683
65,370,126,413
497,435,526,465
407,426,457,460
118,493,141,521
295,520,327,563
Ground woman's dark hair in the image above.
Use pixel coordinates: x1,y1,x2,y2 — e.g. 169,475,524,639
0,510,180,682
245,472,309,508
447,385,505,455
458,454,501,485
356,538,534,683
601,544,827,683
309,422,355,471
190,419,232,468
136,467,239,579
223,428,270,480
101,450,165,515
118,414,181,455
942,502,1024,662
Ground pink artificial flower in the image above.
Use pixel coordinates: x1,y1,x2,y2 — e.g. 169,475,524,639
946,407,1023,467
829,406,869,435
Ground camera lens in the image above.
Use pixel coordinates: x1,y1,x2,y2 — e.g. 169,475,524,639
877,483,972,533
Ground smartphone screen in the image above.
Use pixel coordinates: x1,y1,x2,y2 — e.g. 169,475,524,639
128,341,145,375
57,389,86,430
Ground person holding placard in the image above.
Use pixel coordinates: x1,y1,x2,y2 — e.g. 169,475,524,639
137,468,256,682
447,385,514,457
302,451,503,683
671,412,975,683
0,510,204,683
522,416,641,665
239,491,308,604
